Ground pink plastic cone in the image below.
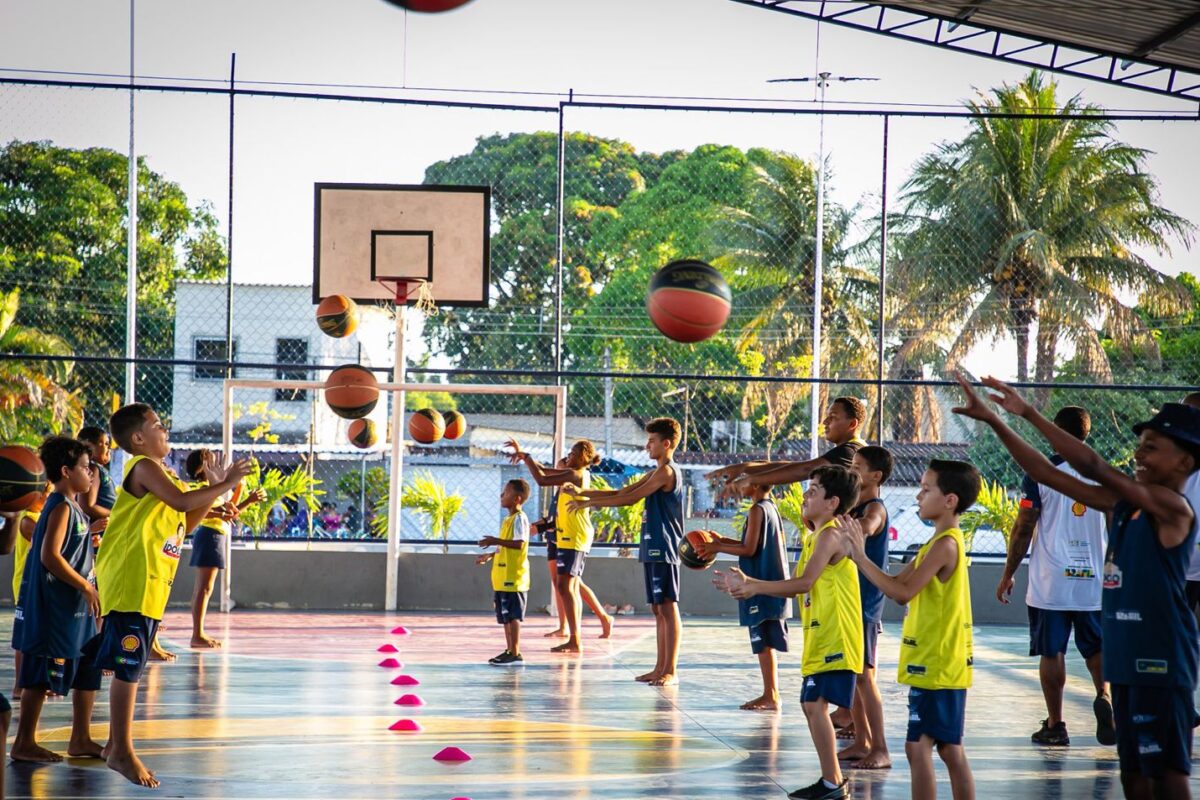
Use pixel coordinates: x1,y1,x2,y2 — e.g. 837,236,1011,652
391,626,410,635
378,658,402,668
388,719,422,732
392,674,420,686
378,643,399,653
433,746,471,762
396,694,424,706
450,797,473,800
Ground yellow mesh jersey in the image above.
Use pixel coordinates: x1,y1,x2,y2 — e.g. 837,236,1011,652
491,512,530,592
798,520,864,675
555,471,594,551
898,527,974,689
95,455,189,619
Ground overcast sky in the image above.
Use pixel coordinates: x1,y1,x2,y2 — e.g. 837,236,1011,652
2,0,1197,376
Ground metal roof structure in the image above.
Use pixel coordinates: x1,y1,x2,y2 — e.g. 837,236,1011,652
731,1,1200,103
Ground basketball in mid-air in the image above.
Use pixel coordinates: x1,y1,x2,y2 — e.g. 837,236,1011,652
348,419,378,449
324,365,380,419
442,410,467,440
316,294,359,338
0,445,46,512
679,529,719,570
408,409,446,444
647,259,732,343
384,0,475,12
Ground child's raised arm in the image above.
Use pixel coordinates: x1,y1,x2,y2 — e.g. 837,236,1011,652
718,524,844,599
842,515,954,605
704,504,763,558
566,466,670,511
130,456,252,532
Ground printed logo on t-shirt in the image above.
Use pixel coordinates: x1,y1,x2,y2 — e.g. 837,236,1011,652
1102,561,1122,590
824,652,844,664
1064,563,1095,580
906,664,927,676
1136,659,1168,675
748,604,759,615
1138,737,1163,755
647,549,661,559
1071,501,1086,517
1115,610,1143,622
902,636,918,647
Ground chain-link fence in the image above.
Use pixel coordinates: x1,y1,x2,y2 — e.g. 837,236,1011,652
2,74,1197,558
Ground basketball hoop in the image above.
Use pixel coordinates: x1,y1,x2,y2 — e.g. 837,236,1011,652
376,277,438,315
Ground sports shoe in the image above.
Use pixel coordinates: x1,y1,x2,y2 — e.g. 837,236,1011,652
1094,695,1116,745
492,651,524,665
487,650,510,664
787,777,849,799
1031,719,1070,746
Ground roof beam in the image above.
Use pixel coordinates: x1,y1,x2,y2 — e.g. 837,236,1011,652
1131,10,1200,58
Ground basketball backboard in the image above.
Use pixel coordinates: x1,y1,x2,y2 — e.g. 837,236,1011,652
313,183,490,307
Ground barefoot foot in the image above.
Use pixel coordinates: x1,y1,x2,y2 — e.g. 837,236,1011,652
598,614,614,639
740,695,781,711
550,641,582,654
849,752,893,770
635,670,661,683
67,737,105,758
543,628,568,638
190,635,223,649
10,742,63,763
838,745,869,761
107,752,159,787
150,642,176,662
650,673,678,687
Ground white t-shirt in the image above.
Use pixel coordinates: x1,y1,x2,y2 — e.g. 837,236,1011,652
1183,471,1200,581
1022,458,1108,611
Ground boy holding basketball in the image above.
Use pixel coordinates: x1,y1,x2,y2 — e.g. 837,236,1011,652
955,376,1200,800
568,418,685,686
476,479,531,665
698,481,790,711
91,403,250,787
11,436,104,764
716,466,864,800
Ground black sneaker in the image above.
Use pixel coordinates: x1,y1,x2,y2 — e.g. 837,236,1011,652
1093,696,1116,745
492,651,524,665
787,778,849,800
1031,719,1070,746
487,650,510,664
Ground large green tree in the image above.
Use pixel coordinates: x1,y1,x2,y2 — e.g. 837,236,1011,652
0,287,83,445
892,72,1194,396
0,140,226,421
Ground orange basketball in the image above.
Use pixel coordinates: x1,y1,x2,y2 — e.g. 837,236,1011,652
0,445,46,512
408,409,445,444
680,529,719,570
348,419,378,449
647,260,732,343
442,410,466,440
324,365,379,419
316,294,359,338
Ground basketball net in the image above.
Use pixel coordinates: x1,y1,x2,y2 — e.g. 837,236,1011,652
380,278,438,315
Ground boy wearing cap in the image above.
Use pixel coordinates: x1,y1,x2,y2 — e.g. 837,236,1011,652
954,376,1200,800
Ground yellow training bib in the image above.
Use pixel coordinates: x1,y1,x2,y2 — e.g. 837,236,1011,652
555,471,594,552
798,520,864,675
898,527,973,689
11,509,36,602
491,512,530,593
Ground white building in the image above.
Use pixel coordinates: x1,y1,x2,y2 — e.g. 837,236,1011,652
170,281,387,445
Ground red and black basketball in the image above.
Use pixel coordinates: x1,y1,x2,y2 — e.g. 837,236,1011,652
680,529,719,570
348,419,378,449
0,445,46,512
316,294,359,338
324,365,380,419
408,409,445,444
647,259,732,343
442,410,467,440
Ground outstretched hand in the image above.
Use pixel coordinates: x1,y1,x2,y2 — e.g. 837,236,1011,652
504,438,524,465
950,373,1000,423
980,375,1031,417
835,513,867,560
712,567,752,599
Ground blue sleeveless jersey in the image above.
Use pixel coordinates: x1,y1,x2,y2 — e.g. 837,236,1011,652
737,498,790,626
851,498,890,623
1101,499,1198,688
16,493,96,658
639,462,684,564
94,464,117,511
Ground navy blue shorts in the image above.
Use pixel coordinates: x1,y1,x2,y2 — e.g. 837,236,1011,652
546,539,558,560
863,619,882,669
556,548,586,578
0,692,9,714
190,525,226,568
20,650,102,695
906,687,967,745
494,591,527,624
1028,607,1102,659
86,611,160,684
801,670,856,708
749,619,789,654
1113,683,1194,777
643,561,680,605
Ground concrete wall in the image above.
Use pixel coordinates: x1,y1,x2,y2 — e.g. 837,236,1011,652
0,547,1032,625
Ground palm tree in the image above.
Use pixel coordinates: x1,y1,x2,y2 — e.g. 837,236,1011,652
0,287,83,444
714,149,879,437
893,71,1194,395
371,472,466,552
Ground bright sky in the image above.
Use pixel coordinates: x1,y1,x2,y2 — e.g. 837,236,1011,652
2,0,1198,378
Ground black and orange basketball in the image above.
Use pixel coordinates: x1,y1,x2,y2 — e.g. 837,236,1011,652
324,365,380,419
442,410,466,440
647,259,732,343
316,294,359,338
679,529,719,570
386,0,475,11
348,419,378,449
408,409,445,444
0,445,46,512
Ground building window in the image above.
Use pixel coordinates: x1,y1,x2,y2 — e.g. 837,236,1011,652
276,338,309,401
194,338,236,381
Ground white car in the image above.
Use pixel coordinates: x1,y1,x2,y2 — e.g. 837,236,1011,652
887,504,1006,561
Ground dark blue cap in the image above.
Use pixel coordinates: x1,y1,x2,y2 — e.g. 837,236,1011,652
1132,402,1200,448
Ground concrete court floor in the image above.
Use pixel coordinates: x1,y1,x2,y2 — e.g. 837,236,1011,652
1,608,1194,799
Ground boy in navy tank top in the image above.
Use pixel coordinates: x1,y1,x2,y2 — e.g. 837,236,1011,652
955,375,1200,799
700,481,790,710
11,437,103,763
568,418,685,686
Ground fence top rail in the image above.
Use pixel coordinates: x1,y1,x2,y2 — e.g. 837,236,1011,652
223,378,567,397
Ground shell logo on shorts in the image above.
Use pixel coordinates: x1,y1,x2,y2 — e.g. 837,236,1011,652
121,635,141,652
1071,501,1086,517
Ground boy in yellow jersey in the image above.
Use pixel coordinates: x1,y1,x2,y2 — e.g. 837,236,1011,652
89,403,250,787
477,479,531,665
841,458,981,800
716,465,864,800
